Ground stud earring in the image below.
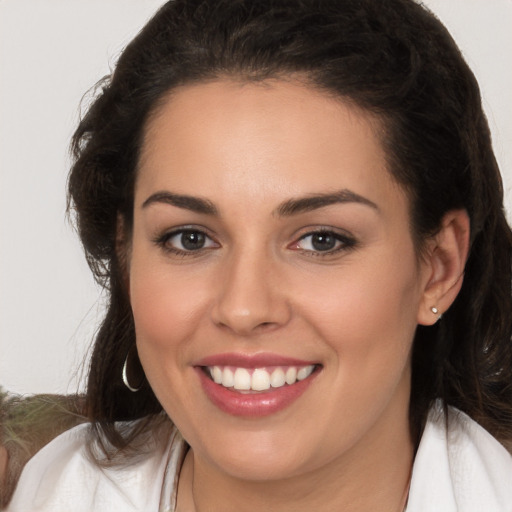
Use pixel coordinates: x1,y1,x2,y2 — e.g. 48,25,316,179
430,306,443,321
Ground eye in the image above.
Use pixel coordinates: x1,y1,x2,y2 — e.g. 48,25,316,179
156,228,218,254
291,230,356,255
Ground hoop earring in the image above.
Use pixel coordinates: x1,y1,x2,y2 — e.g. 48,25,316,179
122,346,144,392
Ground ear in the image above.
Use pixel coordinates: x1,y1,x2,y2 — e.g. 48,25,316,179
417,209,470,326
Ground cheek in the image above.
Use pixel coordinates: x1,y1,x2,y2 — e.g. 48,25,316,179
128,255,211,418
128,250,209,365
288,249,422,448
298,246,421,369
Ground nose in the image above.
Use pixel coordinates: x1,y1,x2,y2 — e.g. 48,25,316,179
211,249,291,336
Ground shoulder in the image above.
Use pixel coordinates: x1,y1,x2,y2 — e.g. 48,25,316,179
7,420,177,512
408,401,512,512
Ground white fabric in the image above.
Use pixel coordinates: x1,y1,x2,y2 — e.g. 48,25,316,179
407,403,512,511
7,403,512,511
6,422,186,512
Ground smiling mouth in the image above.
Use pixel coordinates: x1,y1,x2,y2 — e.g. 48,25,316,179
203,364,319,392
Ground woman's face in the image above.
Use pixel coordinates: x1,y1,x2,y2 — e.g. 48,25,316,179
129,80,432,480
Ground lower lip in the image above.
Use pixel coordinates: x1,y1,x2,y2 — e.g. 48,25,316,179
195,367,318,417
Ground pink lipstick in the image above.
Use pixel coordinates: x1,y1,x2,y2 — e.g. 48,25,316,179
194,353,320,417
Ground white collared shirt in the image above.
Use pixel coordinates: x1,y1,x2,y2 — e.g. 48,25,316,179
7,402,512,511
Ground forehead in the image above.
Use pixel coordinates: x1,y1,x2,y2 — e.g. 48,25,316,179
136,79,403,212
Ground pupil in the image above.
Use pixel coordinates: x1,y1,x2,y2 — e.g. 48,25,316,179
181,231,205,250
312,232,336,251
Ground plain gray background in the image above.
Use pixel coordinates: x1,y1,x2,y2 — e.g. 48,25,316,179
1,0,511,395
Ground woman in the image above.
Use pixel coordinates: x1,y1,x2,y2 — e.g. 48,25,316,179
6,0,512,510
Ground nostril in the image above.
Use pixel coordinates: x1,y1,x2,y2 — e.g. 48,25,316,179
257,321,277,329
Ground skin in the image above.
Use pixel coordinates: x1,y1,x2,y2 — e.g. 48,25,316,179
127,79,468,512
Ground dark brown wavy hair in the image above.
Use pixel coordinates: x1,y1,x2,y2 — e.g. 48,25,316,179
67,0,512,455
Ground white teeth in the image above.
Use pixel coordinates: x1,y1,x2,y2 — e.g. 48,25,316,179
212,366,223,384
252,368,271,391
208,365,316,391
285,367,297,385
222,367,234,388
297,365,314,381
233,368,251,390
270,368,286,388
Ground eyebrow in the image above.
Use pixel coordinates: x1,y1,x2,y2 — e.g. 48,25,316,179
142,191,218,215
275,189,379,217
141,188,378,217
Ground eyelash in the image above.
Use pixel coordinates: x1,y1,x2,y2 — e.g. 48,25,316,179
291,229,357,257
153,227,357,258
153,227,219,257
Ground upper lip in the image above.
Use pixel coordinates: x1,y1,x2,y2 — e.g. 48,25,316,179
194,352,319,368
